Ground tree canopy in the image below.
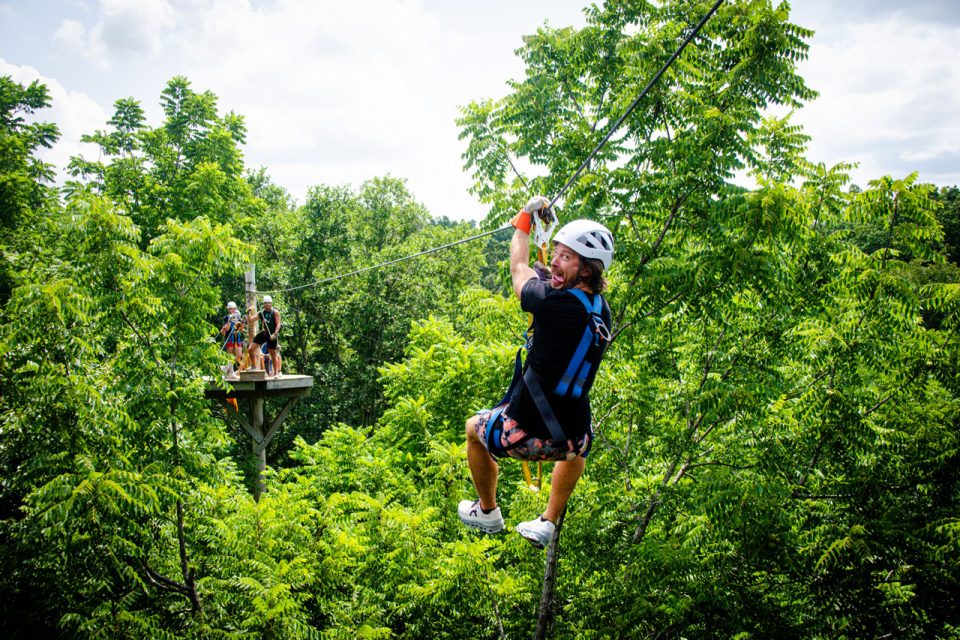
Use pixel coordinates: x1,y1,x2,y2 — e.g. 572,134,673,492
0,1,958,638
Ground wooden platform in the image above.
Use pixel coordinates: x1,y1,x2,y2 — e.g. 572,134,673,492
203,373,314,500
203,374,314,399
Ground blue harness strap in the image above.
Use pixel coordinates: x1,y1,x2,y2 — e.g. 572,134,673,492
484,405,508,455
488,288,608,454
221,322,238,350
554,289,606,399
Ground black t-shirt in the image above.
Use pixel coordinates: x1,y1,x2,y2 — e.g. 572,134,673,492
504,278,611,440
260,309,279,334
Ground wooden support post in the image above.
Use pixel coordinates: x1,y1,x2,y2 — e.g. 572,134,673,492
250,396,300,500
204,375,312,500
213,399,262,444
252,397,266,500
245,263,258,339
261,395,299,448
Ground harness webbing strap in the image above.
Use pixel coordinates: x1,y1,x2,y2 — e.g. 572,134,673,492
554,323,595,396
485,406,508,454
498,348,525,408
492,289,606,451
523,367,567,443
220,319,241,351
572,361,591,399
554,289,603,397
260,310,278,334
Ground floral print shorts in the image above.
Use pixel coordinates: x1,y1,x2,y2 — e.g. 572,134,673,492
474,404,591,461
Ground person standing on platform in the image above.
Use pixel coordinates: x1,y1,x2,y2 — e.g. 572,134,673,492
249,295,282,377
219,301,244,377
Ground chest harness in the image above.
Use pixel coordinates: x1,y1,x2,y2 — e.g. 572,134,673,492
221,312,244,349
485,288,610,455
259,309,279,335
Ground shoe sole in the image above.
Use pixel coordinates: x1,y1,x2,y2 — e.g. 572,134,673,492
516,529,548,549
460,519,504,535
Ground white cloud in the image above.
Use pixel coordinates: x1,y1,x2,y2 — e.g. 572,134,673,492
95,0,176,55
0,59,108,182
27,0,960,223
53,18,96,57
162,0,465,209
52,0,176,68
6,0,594,219
792,10,960,186
174,0,439,113
13,0,509,218
901,143,959,163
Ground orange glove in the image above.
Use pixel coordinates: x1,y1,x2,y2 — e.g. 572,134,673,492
510,209,532,234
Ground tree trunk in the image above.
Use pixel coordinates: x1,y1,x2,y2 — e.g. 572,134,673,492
534,508,565,640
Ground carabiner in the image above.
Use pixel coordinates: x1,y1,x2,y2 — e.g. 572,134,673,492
592,315,611,343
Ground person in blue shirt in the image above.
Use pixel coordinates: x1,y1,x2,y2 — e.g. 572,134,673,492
219,301,244,377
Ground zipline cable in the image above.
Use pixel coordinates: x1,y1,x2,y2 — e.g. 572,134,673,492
548,0,724,209
261,0,724,295
261,224,513,294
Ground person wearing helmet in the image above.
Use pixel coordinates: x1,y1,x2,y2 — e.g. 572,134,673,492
459,195,614,548
219,301,244,377
249,295,282,377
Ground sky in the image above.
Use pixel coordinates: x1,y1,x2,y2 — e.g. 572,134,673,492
1,0,959,221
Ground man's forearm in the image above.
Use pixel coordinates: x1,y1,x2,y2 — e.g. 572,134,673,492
510,227,530,271
510,227,536,298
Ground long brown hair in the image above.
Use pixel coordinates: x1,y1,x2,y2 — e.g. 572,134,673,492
579,257,607,294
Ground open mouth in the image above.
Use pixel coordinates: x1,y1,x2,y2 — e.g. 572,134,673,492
551,272,565,288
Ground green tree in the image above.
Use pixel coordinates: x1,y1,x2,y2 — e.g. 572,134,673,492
250,176,494,455
454,0,960,636
0,187,258,634
67,76,257,246
0,75,60,301
933,185,960,265
2,3,958,638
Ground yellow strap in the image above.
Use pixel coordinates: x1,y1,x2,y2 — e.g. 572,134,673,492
521,461,544,491
522,461,535,489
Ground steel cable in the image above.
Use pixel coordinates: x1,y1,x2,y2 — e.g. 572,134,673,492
260,0,724,295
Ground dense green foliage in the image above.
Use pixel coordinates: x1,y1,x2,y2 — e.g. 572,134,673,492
1,1,958,638
0,76,60,302
250,175,492,447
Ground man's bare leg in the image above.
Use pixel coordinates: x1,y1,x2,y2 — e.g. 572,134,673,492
542,456,585,523
270,348,281,377
465,416,499,510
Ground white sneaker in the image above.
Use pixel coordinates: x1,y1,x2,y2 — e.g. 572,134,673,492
457,499,504,534
516,516,556,549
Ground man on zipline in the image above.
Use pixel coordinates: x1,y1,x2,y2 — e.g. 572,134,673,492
249,295,282,377
459,196,614,548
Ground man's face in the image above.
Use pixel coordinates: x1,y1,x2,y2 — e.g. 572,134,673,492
264,303,272,311
549,242,585,289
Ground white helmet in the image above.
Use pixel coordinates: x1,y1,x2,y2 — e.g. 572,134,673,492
263,295,273,304
553,219,614,270
226,301,237,309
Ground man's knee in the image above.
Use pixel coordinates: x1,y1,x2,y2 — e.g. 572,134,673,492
465,415,481,442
